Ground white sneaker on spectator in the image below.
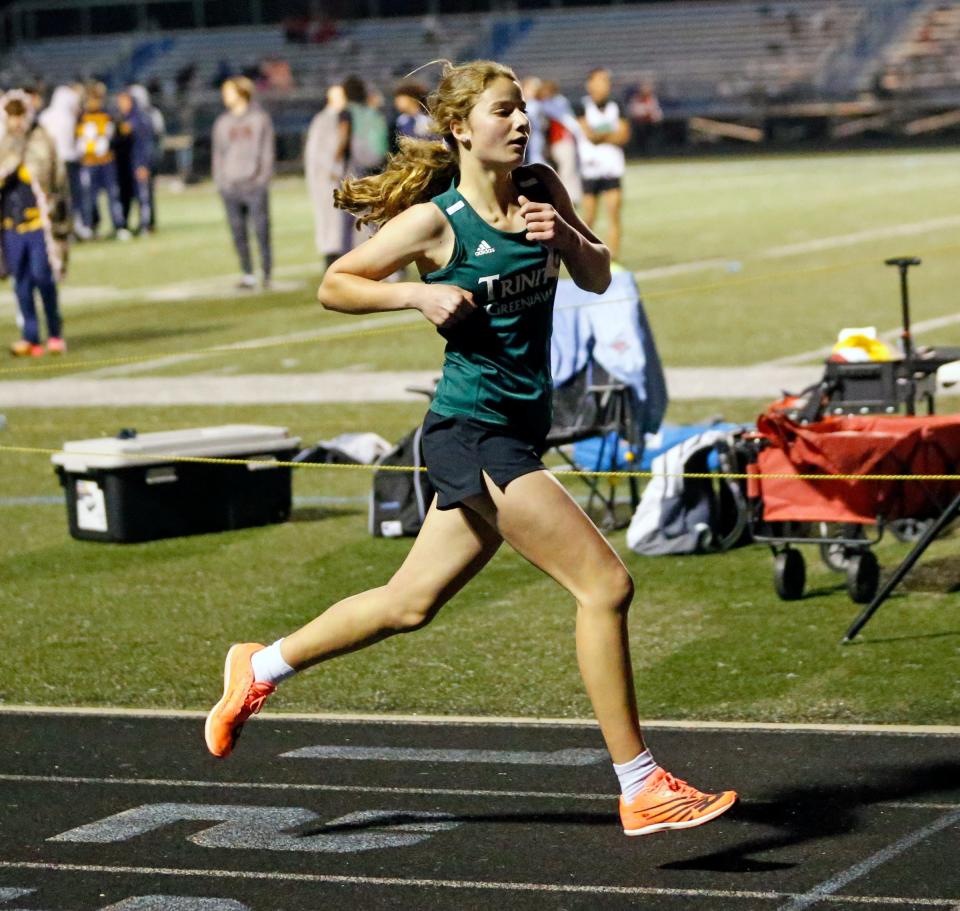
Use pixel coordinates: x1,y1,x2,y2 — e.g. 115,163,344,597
116,228,133,241
236,274,257,291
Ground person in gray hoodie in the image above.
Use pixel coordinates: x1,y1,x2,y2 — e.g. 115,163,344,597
212,76,274,290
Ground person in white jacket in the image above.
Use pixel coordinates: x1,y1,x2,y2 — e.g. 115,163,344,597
304,84,354,270
38,85,81,236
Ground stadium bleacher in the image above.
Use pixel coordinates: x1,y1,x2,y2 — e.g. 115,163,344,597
878,1,960,93
0,2,886,105
3,0,957,161
0,14,488,98
500,1,868,102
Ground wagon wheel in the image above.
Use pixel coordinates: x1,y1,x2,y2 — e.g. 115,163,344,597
818,523,865,573
889,518,934,543
773,547,805,601
846,550,880,604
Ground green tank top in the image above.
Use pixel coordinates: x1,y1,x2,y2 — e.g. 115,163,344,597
423,167,562,441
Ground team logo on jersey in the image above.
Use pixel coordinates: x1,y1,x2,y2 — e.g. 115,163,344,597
479,262,556,316
474,239,495,257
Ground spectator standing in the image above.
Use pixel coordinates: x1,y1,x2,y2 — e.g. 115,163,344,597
113,91,134,227
38,84,81,236
627,80,663,155
342,75,388,179
520,76,547,165
212,76,275,291
0,91,70,356
392,81,431,144
116,87,155,234
336,76,388,250
541,79,582,206
304,84,354,270
576,68,629,261
75,82,130,240
129,84,164,231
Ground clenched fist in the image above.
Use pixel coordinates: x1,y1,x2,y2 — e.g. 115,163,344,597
518,195,574,249
415,284,477,329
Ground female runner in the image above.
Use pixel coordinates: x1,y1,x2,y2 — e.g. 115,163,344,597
205,60,736,836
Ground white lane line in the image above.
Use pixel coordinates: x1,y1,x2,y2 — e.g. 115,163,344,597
0,862,954,905
632,215,960,288
0,495,367,509
1,705,960,736
0,496,61,506
59,261,319,311
635,258,730,280
778,806,960,911
0,773,611,801
279,746,607,765
78,310,423,378
2,775,957,815
756,215,960,259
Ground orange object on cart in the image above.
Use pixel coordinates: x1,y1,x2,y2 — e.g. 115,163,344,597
747,412,960,524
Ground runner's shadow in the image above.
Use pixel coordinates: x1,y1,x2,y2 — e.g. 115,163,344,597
660,759,960,873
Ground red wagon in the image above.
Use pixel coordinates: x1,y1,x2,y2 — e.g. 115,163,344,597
744,411,960,604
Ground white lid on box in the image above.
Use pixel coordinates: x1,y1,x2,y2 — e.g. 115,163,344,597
51,424,301,472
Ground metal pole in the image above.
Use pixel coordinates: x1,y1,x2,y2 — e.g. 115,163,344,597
885,256,921,416
843,491,960,642
899,264,913,363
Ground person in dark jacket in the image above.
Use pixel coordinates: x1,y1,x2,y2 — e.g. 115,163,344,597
129,84,164,232
116,88,155,234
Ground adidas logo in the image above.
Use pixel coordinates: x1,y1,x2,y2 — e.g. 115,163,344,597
475,239,495,256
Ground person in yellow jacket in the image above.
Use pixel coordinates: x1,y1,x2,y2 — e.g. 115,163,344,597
75,82,130,240
0,90,71,356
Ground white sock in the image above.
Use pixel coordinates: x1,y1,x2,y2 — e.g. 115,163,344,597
613,749,659,803
251,639,296,685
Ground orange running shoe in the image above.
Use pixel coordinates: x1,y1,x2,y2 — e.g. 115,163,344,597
10,340,43,357
619,767,737,836
46,337,67,354
204,642,274,758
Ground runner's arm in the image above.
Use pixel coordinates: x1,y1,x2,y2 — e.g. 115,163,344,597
522,163,611,294
318,203,476,328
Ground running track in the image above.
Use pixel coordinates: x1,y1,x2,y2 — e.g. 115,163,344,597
1,709,958,910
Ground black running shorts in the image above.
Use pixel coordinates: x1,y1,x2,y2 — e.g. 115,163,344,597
582,176,622,195
421,409,548,511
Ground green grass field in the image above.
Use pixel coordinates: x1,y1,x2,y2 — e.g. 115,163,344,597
2,150,959,724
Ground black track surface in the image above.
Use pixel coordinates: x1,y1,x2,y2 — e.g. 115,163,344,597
1,711,959,910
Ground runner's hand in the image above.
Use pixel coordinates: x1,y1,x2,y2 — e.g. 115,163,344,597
518,195,574,249
415,284,476,329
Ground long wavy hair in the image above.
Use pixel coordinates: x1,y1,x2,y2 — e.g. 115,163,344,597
334,60,518,228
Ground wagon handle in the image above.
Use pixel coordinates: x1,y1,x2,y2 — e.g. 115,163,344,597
885,256,922,414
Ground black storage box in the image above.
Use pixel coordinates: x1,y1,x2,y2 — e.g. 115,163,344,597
52,425,301,543
823,359,938,416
